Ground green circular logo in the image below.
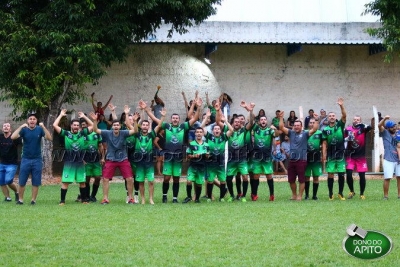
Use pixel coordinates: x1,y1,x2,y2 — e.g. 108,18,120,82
343,231,393,260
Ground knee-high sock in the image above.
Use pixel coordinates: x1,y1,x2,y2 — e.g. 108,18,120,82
194,185,202,201
85,182,90,198
312,182,319,198
186,184,192,198
242,180,249,197
359,172,366,195
226,176,234,197
346,169,354,192
328,177,334,196
79,187,87,201
91,184,99,198
305,181,310,196
134,180,139,194
220,183,227,199
162,182,169,195
207,183,214,199
236,174,242,195
250,179,255,195
338,173,345,195
267,179,274,196
60,188,67,202
172,182,179,198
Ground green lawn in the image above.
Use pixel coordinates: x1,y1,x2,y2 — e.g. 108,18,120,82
0,179,397,266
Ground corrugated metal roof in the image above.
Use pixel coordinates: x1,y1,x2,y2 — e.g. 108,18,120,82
143,21,382,44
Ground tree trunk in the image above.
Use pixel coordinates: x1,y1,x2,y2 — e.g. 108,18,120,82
41,109,59,181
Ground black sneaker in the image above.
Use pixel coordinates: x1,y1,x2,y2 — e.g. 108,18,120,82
312,196,318,200
183,197,192,203
162,195,167,203
30,200,36,205
201,195,208,199
4,197,12,202
75,194,81,202
16,200,23,205
89,196,97,202
194,199,201,203
304,195,309,200
172,199,179,203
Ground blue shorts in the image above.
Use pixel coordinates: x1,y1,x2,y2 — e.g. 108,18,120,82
18,158,42,186
0,164,18,186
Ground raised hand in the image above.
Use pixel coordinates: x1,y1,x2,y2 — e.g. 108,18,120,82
108,103,116,112
124,105,130,114
89,112,98,121
337,97,344,106
160,108,167,117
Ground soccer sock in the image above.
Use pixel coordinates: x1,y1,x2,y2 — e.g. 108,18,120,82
207,183,213,199
328,177,334,197
85,182,90,198
359,172,366,195
60,188,67,202
162,182,169,195
305,181,310,197
338,173,345,195
79,187,87,201
249,179,255,195
172,182,179,198
186,184,192,198
134,180,139,195
195,185,202,201
267,179,273,196
236,174,242,195
91,184,99,198
226,176,234,197
312,183,319,198
220,183,227,199
346,169,354,192
242,180,248,197
253,179,260,195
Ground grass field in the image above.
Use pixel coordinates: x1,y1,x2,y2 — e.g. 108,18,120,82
0,179,398,266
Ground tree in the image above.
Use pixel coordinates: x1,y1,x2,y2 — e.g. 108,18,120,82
0,0,221,178
364,0,400,62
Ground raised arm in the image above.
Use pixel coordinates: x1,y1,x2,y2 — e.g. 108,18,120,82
91,92,97,111
139,99,160,125
89,112,101,134
154,108,166,134
278,111,289,136
53,109,68,134
214,100,225,129
200,109,211,130
124,105,134,131
378,115,390,133
337,97,346,124
188,97,203,126
308,113,320,136
11,123,27,140
78,111,93,132
103,95,113,110
108,104,117,120
181,91,189,114
221,114,234,137
244,102,255,131
39,122,53,141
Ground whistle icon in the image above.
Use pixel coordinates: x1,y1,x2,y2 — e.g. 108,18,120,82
346,224,367,239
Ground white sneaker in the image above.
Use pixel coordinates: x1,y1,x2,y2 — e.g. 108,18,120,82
134,195,139,204
125,196,130,204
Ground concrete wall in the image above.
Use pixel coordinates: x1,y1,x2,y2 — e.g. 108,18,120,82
2,43,400,126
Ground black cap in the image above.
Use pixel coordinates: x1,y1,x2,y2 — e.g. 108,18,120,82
27,113,38,119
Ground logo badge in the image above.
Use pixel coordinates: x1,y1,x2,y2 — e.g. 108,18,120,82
342,224,393,260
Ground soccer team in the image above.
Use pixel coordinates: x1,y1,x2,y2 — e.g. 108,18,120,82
1,93,400,205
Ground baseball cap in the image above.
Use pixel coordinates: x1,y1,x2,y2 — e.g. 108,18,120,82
27,113,38,119
385,120,396,128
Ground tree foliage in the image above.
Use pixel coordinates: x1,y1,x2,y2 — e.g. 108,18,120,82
364,0,400,62
0,0,221,121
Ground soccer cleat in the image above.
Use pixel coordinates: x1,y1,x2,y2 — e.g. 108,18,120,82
383,196,388,200
4,197,12,202
360,195,366,200
269,195,275,202
75,194,81,202
195,199,201,203
162,195,167,203
101,199,110,205
304,195,309,200
127,198,134,204
59,201,65,206
348,192,355,199
30,200,36,205
227,196,234,202
241,197,247,202
329,194,334,200
312,196,318,200
236,193,243,200
338,194,346,201
172,199,179,203
16,200,23,205
89,196,97,202
251,194,258,201
183,197,192,203
201,195,208,199
134,195,139,204
125,196,130,204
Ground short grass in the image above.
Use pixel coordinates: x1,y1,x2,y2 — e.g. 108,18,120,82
0,179,398,266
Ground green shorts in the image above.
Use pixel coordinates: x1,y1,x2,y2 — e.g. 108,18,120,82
85,162,102,177
187,166,207,185
252,160,273,175
163,159,182,177
326,159,346,173
62,162,86,183
207,165,226,182
135,163,155,182
227,161,248,176
305,162,322,177
130,161,137,175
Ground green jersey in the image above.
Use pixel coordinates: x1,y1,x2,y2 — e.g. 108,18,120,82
252,124,275,161
186,140,210,168
322,120,345,160
60,128,88,163
228,127,250,161
133,131,157,163
307,130,322,163
162,121,190,155
205,132,229,166
83,131,102,163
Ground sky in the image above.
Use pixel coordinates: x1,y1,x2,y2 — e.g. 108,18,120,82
207,0,379,22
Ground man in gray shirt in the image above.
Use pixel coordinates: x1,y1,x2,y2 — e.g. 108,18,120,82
279,111,319,201
90,105,137,204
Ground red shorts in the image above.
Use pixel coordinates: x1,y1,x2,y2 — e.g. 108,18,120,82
102,159,133,179
288,160,307,183
346,157,368,172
